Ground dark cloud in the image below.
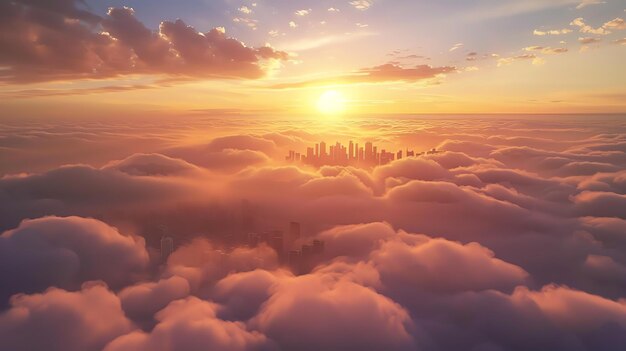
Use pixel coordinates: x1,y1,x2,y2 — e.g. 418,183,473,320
0,216,149,304
0,1,288,83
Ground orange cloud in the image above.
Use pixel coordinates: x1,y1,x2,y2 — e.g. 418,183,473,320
269,63,456,89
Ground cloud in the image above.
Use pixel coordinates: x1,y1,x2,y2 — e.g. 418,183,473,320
269,63,456,89
523,46,569,54
2,117,626,350
534,28,573,36
350,1,373,11
105,297,270,351
251,273,417,351
571,17,611,35
603,18,626,30
497,54,539,66
576,0,606,9
0,216,149,304
0,283,134,351
449,43,464,52
579,37,602,44
295,9,311,16
238,6,253,14
0,2,288,83
102,153,202,176
118,276,191,323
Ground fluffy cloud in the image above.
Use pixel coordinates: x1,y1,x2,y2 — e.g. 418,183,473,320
0,1,288,83
0,216,149,304
251,273,417,351
0,283,134,351
105,297,270,351
118,276,191,323
1,116,626,350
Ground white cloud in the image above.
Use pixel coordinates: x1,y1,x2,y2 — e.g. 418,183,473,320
571,17,611,35
238,6,252,14
533,28,573,36
295,9,311,17
576,0,606,10
350,1,373,11
449,43,464,52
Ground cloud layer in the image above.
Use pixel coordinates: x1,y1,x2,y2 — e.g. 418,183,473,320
0,115,625,350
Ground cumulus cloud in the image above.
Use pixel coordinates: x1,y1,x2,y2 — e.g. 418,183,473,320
251,273,417,351
571,17,612,35
0,283,134,351
1,116,626,350
0,1,288,83
0,216,149,304
105,297,270,351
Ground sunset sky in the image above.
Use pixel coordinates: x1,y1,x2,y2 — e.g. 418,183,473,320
1,0,625,118
2,2,626,351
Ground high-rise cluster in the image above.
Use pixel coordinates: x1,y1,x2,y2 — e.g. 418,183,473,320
286,141,439,167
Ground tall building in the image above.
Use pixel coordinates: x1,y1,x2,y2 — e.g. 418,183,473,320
287,250,301,273
312,239,325,254
365,142,373,161
349,141,354,160
320,141,327,159
289,222,301,249
160,235,174,262
270,230,284,261
248,232,260,247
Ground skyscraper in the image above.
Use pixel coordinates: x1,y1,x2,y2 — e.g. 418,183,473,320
349,141,354,160
365,142,373,162
160,235,174,262
289,222,301,247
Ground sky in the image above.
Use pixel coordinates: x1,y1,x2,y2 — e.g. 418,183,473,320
1,0,625,117
2,2,626,351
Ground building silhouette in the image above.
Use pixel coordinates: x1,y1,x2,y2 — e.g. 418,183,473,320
160,235,174,262
285,140,438,167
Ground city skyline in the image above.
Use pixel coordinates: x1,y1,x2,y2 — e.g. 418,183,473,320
287,140,440,167
1,1,626,351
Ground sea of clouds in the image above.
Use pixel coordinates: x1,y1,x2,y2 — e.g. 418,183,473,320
1,115,626,351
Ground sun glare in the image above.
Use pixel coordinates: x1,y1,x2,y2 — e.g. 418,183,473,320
316,90,346,115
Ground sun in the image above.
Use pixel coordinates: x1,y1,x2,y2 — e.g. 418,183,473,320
316,90,346,115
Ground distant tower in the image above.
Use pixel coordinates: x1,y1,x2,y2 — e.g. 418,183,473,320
312,239,325,254
349,141,354,160
160,235,174,262
320,141,327,159
289,222,301,249
365,142,373,162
